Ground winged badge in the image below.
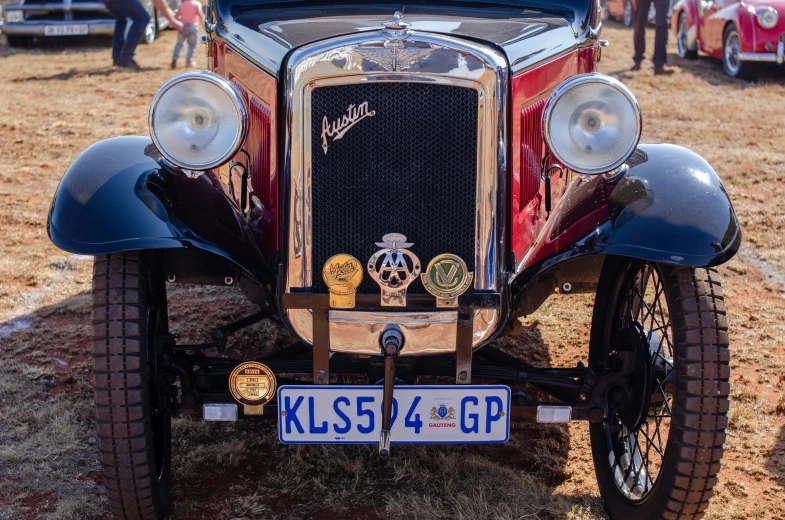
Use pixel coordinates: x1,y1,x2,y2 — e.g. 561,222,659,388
355,44,434,72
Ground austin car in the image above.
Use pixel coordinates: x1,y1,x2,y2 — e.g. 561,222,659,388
47,0,741,518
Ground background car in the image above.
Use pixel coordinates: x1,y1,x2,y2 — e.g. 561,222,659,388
0,0,180,48
673,0,785,77
603,0,672,25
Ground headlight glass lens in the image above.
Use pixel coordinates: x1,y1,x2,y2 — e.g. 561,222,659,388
757,7,778,29
150,72,246,170
6,10,23,22
544,74,641,175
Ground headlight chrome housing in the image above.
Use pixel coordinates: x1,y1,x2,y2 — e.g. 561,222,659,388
757,7,779,29
149,71,248,171
543,73,642,175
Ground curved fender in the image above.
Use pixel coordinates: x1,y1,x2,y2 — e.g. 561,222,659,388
516,144,741,284
47,136,272,282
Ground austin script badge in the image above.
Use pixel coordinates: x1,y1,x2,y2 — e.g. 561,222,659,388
367,233,421,307
321,102,376,154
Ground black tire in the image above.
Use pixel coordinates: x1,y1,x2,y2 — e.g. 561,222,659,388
143,2,157,45
5,35,33,47
93,252,172,520
677,12,698,59
623,0,634,26
722,25,755,79
589,258,729,519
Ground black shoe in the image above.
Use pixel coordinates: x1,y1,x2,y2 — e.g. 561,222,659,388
654,65,675,75
630,62,642,71
117,58,142,71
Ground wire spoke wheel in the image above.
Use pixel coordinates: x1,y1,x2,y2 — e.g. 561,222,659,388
589,258,729,519
605,264,673,501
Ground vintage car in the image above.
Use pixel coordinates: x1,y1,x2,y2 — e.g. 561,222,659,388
1,0,177,47
47,0,740,518
673,0,785,77
602,0,667,25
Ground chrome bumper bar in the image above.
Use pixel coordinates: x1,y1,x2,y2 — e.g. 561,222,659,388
1,20,114,36
739,41,785,64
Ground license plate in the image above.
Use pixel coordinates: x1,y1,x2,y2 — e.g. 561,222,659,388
277,385,510,444
44,24,89,36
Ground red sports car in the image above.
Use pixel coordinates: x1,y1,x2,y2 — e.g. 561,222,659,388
672,0,785,77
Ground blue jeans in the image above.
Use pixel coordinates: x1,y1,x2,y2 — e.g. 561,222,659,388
103,0,150,63
173,23,198,63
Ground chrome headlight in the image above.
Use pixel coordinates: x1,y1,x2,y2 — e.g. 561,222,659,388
5,10,23,23
543,73,642,175
757,7,779,29
149,71,247,171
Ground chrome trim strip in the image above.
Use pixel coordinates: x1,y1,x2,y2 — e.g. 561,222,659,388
738,51,779,62
283,30,508,350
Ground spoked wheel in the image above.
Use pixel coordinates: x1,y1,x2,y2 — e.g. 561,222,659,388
623,0,634,26
589,258,729,519
723,25,754,79
677,12,698,59
93,252,173,520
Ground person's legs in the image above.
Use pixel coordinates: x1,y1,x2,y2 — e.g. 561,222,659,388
106,0,150,65
102,0,126,64
185,25,198,64
172,28,187,60
652,0,670,67
632,0,653,66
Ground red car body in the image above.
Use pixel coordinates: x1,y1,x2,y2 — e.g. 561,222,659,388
672,0,785,76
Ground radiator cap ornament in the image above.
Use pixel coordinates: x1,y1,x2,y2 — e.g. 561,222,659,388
421,254,473,308
367,233,421,307
323,254,363,308
228,362,277,416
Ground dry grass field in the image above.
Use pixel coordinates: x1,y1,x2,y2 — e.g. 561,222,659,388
1,19,784,520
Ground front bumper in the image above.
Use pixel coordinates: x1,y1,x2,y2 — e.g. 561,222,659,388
739,39,785,64
1,20,114,36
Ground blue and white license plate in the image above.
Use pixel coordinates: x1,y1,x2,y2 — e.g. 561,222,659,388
277,385,510,444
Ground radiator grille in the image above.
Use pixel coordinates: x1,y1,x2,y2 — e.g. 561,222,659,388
310,83,479,294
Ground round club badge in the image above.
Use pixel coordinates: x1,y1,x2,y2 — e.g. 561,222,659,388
228,362,277,415
422,254,473,308
322,254,363,308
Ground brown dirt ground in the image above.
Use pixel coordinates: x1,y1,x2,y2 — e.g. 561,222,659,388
1,19,784,520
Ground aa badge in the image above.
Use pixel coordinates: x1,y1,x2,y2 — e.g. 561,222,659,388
228,362,277,415
421,254,473,308
323,254,363,308
367,233,421,307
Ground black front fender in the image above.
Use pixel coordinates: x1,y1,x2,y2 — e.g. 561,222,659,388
515,143,741,286
48,136,272,282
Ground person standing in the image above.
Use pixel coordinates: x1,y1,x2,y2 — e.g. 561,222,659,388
630,0,675,75
103,0,183,70
171,0,205,69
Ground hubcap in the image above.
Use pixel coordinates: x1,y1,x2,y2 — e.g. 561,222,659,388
604,264,674,502
725,31,741,75
678,16,689,56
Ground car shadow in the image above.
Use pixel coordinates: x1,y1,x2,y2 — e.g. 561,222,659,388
0,287,606,519
0,34,112,57
12,64,161,82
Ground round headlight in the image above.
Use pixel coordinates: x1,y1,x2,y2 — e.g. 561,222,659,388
543,73,642,175
149,71,247,171
757,7,778,29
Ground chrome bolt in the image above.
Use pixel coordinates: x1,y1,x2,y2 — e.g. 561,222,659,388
316,370,326,381
224,276,234,285
167,275,176,283
192,365,200,372
459,371,469,381
561,282,572,293
577,392,588,402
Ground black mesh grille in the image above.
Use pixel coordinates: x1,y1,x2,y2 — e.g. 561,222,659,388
311,83,478,295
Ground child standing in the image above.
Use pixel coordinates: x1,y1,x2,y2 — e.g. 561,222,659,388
171,0,204,69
